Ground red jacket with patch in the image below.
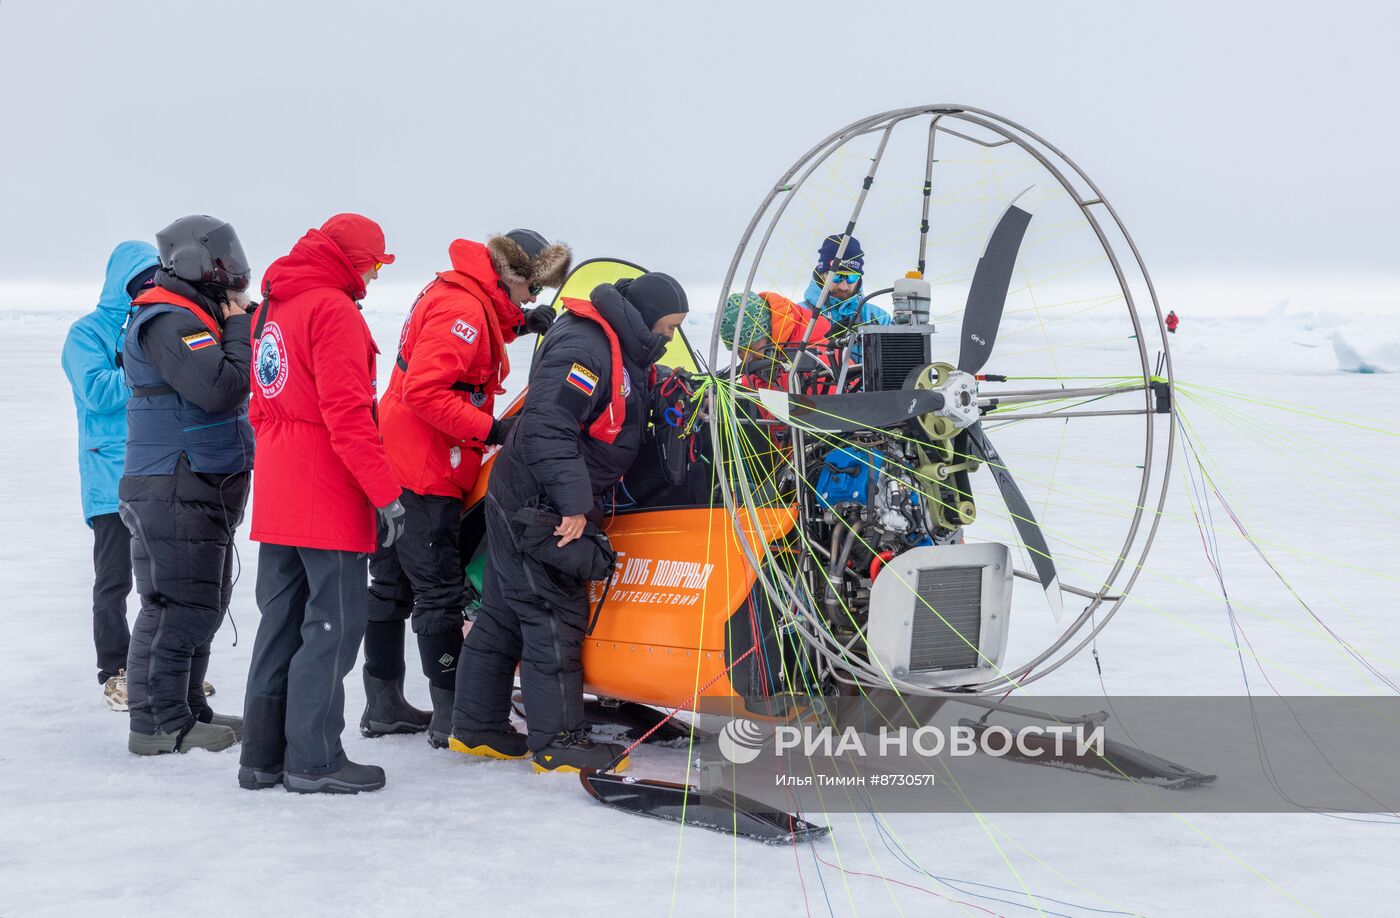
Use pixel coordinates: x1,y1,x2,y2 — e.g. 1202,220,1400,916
249,229,401,553
379,239,523,499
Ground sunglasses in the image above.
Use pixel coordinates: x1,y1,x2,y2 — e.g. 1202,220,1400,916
828,272,861,285
373,262,384,273
528,283,543,296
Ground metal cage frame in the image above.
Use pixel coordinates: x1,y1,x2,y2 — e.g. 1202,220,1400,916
706,104,1175,696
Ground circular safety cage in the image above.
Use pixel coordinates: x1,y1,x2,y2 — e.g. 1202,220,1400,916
705,104,1175,697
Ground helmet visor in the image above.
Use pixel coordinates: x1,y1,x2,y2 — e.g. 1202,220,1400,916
203,220,251,291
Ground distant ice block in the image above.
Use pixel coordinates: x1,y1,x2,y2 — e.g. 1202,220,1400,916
1332,330,1400,374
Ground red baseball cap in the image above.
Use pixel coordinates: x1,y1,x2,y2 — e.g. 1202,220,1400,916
319,213,395,273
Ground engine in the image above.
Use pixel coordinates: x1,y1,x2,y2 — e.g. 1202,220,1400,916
810,434,966,628
804,433,1011,684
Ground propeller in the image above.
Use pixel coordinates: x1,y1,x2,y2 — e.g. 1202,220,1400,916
963,423,1063,621
956,186,1061,619
958,186,1043,375
755,388,945,433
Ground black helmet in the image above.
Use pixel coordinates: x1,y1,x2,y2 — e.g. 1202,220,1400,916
156,215,251,292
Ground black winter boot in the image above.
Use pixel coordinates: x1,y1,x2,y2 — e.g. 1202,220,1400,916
427,685,455,749
448,725,528,760
238,764,284,790
284,760,386,795
532,729,630,774
360,671,431,737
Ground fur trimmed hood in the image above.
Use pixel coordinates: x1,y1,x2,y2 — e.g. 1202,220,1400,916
486,233,572,289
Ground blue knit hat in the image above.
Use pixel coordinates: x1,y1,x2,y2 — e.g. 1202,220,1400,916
813,234,865,285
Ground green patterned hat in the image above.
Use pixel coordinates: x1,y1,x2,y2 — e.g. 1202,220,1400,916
720,292,771,349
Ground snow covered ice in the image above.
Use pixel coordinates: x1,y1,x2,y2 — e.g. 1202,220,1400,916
3,291,1400,917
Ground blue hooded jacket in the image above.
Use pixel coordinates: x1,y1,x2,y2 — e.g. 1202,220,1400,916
802,280,893,331
802,279,891,366
61,241,160,524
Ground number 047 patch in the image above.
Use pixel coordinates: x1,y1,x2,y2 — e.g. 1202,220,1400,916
451,319,478,344
566,363,598,396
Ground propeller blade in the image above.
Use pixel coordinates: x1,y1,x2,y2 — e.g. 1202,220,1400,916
755,388,945,433
963,422,1063,620
958,186,1043,375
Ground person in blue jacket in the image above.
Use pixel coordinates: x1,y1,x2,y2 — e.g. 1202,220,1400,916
61,241,160,710
802,234,890,348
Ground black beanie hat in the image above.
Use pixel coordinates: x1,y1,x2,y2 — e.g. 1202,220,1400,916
620,272,689,329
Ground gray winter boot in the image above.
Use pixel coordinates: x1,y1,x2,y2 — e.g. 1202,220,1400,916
284,760,386,795
199,710,243,742
360,671,431,738
427,685,455,749
128,721,237,756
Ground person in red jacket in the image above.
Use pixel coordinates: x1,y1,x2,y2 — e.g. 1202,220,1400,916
238,213,407,795
365,229,571,746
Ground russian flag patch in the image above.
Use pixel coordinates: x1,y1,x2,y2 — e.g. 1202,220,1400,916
566,362,598,396
182,331,217,351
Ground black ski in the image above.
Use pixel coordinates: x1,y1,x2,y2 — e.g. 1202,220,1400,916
756,387,945,433
963,720,1216,789
958,186,1040,375
580,769,830,845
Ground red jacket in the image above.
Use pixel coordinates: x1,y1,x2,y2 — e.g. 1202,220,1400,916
744,291,836,392
248,229,401,552
379,239,522,499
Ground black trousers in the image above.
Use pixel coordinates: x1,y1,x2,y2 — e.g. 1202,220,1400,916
241,544,369,776
454,498,588,751
366,491,465,690
121,462,249,736
91,512,133,683
367,491,465,635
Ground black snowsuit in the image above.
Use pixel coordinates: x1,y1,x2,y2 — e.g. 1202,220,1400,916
453,284,663,750
120,275,253,738
365,492,468,689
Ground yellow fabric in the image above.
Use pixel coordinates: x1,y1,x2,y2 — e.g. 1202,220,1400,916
541,258,698,373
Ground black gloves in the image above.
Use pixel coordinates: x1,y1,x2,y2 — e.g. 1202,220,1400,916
522,305,555,335
485,415,517,446
376,497,407,549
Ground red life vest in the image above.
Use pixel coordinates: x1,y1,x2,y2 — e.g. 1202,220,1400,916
131,288,224,340
559,297,625,445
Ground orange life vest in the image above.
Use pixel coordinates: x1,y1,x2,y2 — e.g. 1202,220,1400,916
559,297,626,444
130,288,224,341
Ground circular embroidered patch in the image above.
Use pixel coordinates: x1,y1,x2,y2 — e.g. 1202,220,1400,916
255,321,289,398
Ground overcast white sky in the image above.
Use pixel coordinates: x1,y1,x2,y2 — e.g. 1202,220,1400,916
2,0,1397,310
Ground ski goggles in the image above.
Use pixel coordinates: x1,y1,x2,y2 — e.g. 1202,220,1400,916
828,272,862,285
